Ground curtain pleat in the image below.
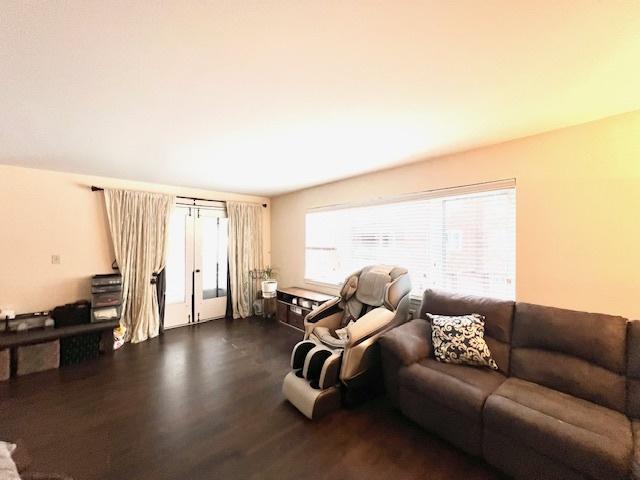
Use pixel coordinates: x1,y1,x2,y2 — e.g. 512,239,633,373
227,202,264,318
104,189,174,343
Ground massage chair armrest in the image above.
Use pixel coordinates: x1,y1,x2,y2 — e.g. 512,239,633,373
303,297,343,337
378,318,432,366
345,307,395,347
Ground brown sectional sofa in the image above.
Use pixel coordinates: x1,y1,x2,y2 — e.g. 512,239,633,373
379,289,639,480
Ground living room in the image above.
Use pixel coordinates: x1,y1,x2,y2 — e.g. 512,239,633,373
1,2,639,479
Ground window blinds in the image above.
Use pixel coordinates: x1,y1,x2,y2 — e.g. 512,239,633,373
305,181,516,300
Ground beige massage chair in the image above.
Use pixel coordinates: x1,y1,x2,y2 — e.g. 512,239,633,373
282,265,411,418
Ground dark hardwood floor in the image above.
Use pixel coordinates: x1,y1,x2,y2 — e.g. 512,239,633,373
1,318,503,480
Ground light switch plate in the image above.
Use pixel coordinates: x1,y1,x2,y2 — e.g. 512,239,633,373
51,254,61,265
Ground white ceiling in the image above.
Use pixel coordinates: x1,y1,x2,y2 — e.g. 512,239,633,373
2,1,640,196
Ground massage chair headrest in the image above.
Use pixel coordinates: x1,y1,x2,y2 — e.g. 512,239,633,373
339,265,411,312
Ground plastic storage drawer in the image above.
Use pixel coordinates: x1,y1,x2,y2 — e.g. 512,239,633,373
92,291,122,308
91,305,122,323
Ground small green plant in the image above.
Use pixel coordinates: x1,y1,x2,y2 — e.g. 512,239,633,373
263,265,274,280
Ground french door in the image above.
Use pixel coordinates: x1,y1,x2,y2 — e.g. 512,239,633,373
164,205,229,329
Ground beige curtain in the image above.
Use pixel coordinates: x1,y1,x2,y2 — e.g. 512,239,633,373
104,189,174,343
227,201,264,318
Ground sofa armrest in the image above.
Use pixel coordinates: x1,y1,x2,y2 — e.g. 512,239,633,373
379,318,432,367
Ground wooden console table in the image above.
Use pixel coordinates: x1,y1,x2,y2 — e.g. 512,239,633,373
276,287,336,331
0,321,118,352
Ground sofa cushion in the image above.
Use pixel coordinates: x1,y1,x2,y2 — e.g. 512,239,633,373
428,313,498,370
629,420,640,480
399,358,505,417
399,385,485,456
513,303,627,373
510,347,627,412
484,430,588,480
628,320,640,418
628,320,640,378
632,421,640,480
511,302,628,412
418,289,514,374
484,378,632,480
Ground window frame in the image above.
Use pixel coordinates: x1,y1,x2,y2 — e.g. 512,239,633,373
303,179,516,298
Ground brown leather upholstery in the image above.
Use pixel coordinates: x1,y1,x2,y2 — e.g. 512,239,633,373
511,302,628,412
512,302,627,372
378,319,431,367
510,347,626,412
418,289,514,374
633,420,640,480
484,378,632,480
378,319,431,406
380,290,637,480
628,320,640,418
397,358,505,456
401,359,505,417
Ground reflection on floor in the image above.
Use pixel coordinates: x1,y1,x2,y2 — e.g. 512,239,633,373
0,317,503,480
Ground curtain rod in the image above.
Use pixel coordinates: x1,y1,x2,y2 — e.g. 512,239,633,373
90,186,267,208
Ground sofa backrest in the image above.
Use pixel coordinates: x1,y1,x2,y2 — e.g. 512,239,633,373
627,320,640,418
511,302,628,413
418,289,514,375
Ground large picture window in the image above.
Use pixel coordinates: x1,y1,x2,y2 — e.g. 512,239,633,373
305,180,516,300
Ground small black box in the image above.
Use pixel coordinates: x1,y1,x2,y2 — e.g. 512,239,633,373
52,301,91,328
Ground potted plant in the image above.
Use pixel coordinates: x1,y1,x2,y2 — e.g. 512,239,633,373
261,266,277,297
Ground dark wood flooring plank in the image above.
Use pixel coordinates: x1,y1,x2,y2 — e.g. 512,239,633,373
0,317,502,480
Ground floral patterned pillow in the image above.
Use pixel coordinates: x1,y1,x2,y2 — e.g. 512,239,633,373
427,313,498,370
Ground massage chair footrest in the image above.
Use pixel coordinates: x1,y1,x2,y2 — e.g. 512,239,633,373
291,340,342,390
282,371,341,419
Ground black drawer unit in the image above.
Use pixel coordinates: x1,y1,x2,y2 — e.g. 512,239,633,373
91,284,122,294
92,274,123,287
91,274,123,325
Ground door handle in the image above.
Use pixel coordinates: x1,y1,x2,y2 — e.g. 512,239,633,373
195,269,201,273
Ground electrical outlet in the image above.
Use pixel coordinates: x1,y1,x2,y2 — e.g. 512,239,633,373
51,254,61,265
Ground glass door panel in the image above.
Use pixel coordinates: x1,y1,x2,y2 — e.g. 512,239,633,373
194,210,228,322
164,207,193,329
201,216,223,299
164,205,228,328
217,218,228,295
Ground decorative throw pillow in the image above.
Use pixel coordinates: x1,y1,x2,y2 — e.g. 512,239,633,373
428,313,498,370
0,441,21,480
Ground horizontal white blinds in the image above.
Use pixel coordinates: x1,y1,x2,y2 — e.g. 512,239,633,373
305,182,516,300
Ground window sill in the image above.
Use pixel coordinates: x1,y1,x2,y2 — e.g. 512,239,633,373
303,279,342,291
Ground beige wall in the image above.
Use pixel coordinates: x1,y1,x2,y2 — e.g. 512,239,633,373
0,165,270,313
271,110,640,319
